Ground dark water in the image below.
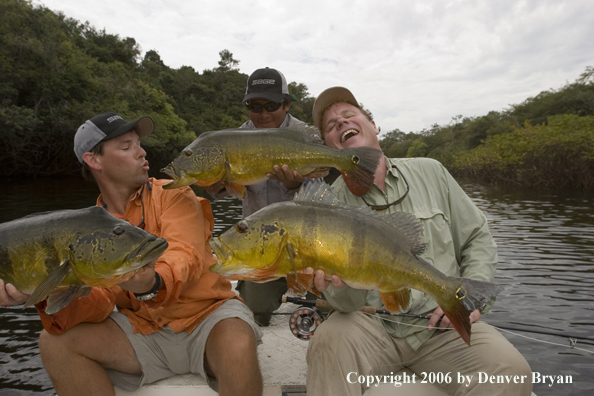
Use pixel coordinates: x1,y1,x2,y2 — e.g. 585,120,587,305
0,177,593,395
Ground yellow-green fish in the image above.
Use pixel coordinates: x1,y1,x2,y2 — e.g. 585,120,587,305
209,181,503,345
0,207,168,314
161,124,382,199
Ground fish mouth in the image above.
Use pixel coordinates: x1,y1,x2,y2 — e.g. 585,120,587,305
160,163,178,179
209,238,229,268
341,129,359,143
208,238,244,277
161,164,192,189
122,238,169,273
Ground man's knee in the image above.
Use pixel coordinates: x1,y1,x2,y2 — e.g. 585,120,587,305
209,318,258,357
39,329,62,357
309,312,367,354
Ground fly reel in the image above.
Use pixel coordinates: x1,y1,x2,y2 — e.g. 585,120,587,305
289,306,324,340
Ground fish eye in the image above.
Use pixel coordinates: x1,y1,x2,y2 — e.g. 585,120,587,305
113,226,126,236
237,220,248,233
183,149,193,157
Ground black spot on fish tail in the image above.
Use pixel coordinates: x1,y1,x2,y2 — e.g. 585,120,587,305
279,229,285,236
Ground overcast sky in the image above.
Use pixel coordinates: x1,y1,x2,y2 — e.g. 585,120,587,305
36,0,593,134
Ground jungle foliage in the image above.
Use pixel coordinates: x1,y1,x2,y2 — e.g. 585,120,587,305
0,0,315,176
379,67,594,189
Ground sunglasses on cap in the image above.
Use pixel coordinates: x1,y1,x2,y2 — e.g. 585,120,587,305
245,101,283,113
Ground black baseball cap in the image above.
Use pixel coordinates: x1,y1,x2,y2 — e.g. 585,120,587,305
242,67,290,103
74,112,154,163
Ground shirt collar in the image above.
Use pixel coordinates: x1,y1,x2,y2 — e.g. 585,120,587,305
98,179,152,208
385,157,401,179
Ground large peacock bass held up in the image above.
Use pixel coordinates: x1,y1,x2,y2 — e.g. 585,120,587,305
209,181,503,345
0,206,168,314
160,124,382,199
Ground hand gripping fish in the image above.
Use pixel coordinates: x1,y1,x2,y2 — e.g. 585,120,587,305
161,124,382,199
0,207,168,314
209,181,503,345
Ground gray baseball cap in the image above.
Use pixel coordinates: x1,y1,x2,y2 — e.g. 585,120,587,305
74,112,154,163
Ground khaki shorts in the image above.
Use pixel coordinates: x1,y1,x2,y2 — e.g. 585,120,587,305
106,299,263,392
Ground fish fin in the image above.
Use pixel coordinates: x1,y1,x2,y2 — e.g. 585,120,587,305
224,182,246,199
284,241,321,297
272,124,324,144
379,288,411,313
77,286,93,298
286,242,297,271
382,212,427,256
162,179,188,190
224,160,233,181
438,277,504,345
339,147,383,197
252,244,284,278
45,286,81,315
294,180,346,207
252,260,281,278
286,272,314,296
302,167,330,178
294,180,377,215
309,282,322,297
24,259,72,308
193,168,226,188
222,160,247,199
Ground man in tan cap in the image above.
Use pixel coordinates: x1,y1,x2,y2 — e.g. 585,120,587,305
305,88,532,396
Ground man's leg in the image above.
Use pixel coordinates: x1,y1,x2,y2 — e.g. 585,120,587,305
204,317,262,396
404,322,533,396
39,318,140,396
306,312,402,396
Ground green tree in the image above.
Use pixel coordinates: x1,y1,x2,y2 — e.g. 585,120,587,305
217,49,240,72
288,82,314,124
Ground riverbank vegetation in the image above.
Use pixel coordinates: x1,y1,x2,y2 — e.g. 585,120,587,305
1,0,593,189
380,68,594,189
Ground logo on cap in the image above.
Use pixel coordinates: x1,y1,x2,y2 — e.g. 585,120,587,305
252,79,276,85
106,115,124,123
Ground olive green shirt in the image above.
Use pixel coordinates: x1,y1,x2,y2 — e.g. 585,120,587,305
325,157,498,350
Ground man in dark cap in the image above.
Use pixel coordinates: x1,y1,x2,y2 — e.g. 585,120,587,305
207,67,313,326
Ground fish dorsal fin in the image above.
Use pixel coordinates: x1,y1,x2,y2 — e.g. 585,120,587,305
251,124,323,144
380,212,427,256
24,258,72,308
294,180,348,207
295,180,427,255
294,180,378,217
279,124,323,144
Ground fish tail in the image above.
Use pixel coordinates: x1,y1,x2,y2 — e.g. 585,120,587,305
437,277,504,345
339,147,383,196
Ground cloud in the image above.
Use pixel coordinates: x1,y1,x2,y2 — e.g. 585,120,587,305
37,0,594,133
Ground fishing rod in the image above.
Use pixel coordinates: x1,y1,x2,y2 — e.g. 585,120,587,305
279,296,594,345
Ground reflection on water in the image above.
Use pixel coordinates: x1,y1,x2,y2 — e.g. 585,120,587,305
0,177,593,395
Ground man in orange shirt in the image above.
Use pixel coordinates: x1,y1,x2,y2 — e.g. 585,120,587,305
1,112,263,396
